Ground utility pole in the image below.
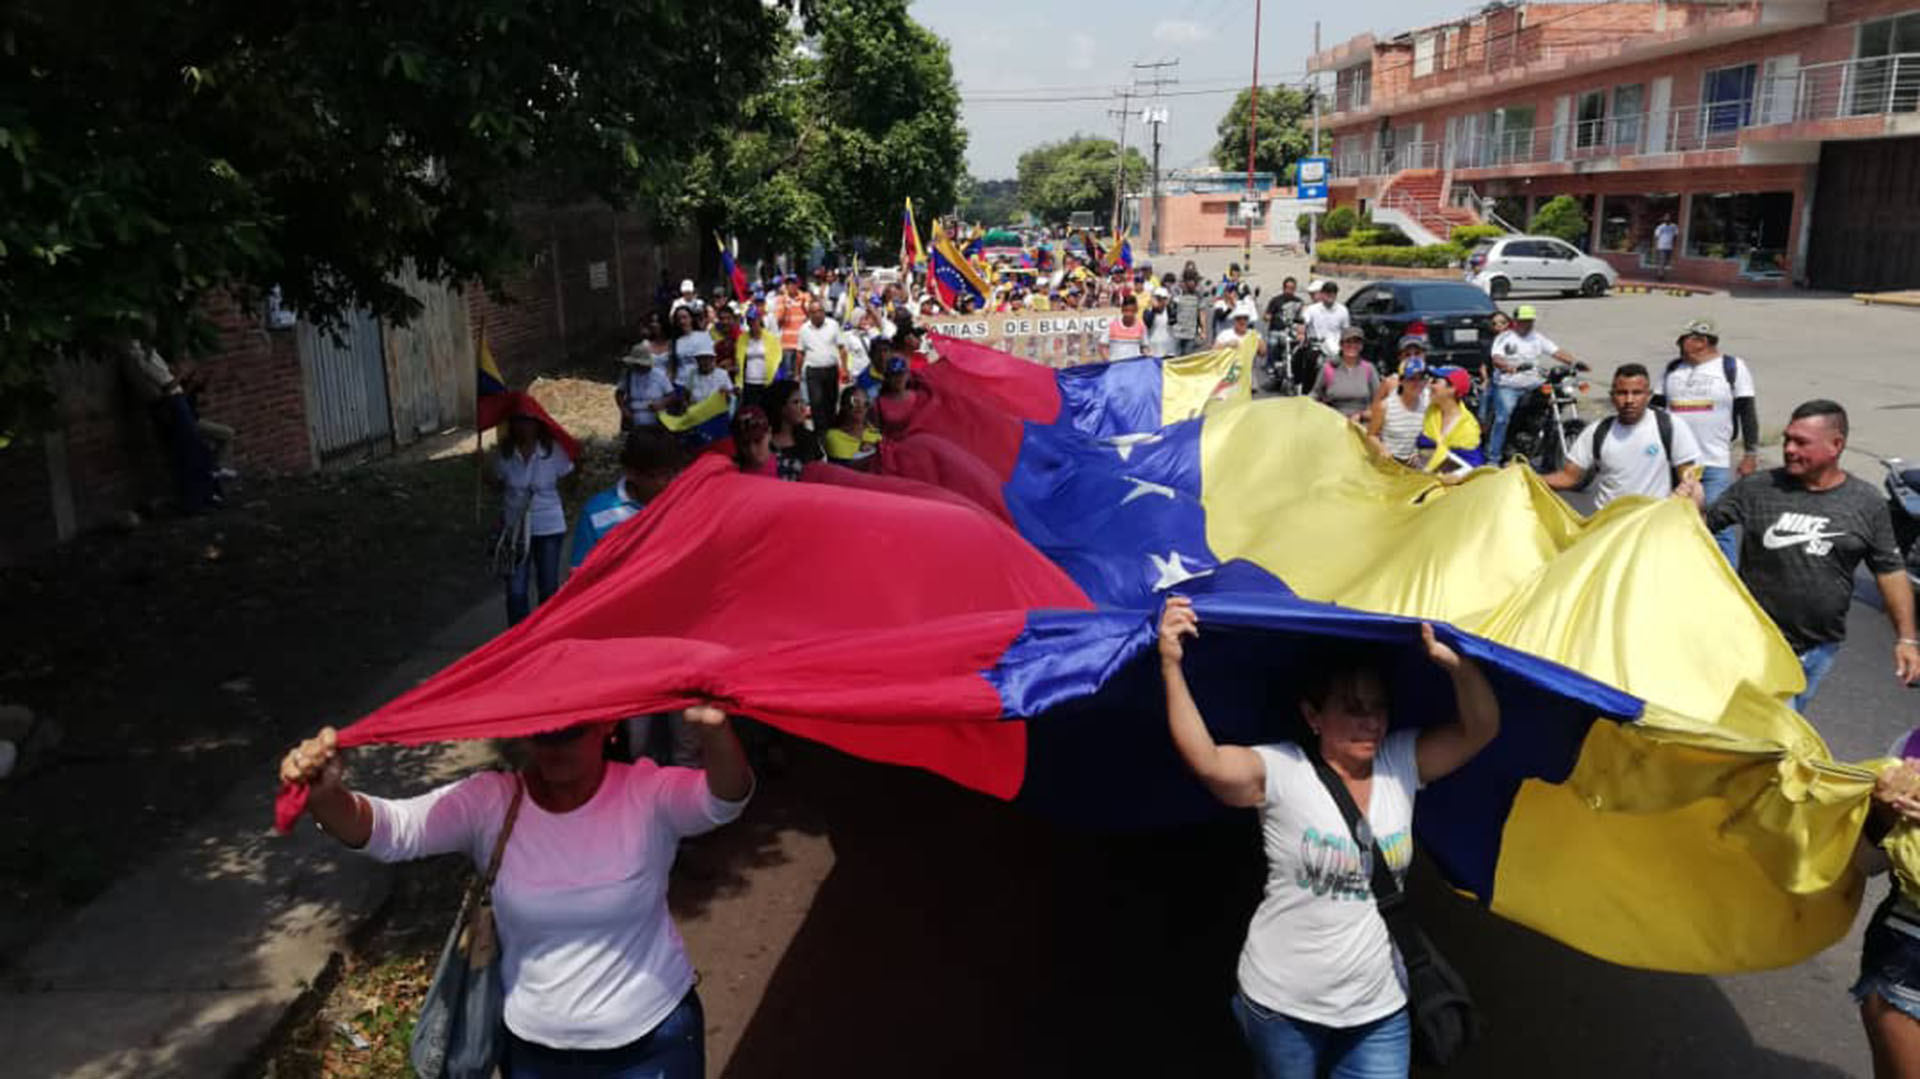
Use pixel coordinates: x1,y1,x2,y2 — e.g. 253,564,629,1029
1106,89,1136,240
1132,59,1179,257
1243,0,1262,272
1309,21,1322,257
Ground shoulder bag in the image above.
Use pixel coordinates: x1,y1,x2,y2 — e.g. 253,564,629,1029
1307,753,1478,1067
410,774,526,1079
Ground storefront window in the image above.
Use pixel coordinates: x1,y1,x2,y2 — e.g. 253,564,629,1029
1599,194,1680,257
1686,191,1793,274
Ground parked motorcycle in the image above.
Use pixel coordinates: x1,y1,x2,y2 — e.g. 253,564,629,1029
1884,457,1920,597
1502,362,1591,474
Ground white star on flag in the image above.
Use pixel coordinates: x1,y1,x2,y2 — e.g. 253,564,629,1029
1148,550,1212,592
1120,477,1178,505
1104,432,1164,462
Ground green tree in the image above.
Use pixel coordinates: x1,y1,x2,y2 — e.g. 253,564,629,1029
1210,87,1313,180
662,0,967,263
1528,196,1591,245
1015,136,1148,226
0,0,788,427
957,176,1023,226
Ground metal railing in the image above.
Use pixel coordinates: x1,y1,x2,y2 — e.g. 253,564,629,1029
1450,186,1520,233
1331,52,1920,178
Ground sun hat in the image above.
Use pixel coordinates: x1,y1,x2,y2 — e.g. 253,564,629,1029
621,343,655,366
1676,317,1719,343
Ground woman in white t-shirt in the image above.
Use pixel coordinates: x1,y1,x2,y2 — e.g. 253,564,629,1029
276,703,752,1079
669,306,707,384
488,412,575,625
1157,597,1500,1078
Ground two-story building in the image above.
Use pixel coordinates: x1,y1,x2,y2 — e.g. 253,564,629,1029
1310,0,1920,290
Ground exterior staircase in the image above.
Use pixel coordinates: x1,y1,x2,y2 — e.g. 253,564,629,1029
1372,169,1481,246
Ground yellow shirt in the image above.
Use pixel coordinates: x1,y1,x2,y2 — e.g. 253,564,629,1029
824,426,883,462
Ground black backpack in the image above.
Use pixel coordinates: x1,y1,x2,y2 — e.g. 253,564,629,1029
1577,408,1679,492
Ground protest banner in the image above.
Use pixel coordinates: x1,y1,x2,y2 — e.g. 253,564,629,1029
919,309,1123,367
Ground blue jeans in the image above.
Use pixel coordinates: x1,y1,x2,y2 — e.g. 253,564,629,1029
1792,641,1842,713
1232,992,1410,1079
507,532,564,625
1699,465,1741,567
503,990,703,1079
1485,385,1527,464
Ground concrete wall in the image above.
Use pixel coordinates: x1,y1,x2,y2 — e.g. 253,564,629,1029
1143,190,1301,252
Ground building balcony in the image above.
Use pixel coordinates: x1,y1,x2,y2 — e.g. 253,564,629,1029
1315,0,1824,129
1329,51,1920,181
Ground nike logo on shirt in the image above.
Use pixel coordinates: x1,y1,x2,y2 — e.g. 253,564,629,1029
1761,512,1846,555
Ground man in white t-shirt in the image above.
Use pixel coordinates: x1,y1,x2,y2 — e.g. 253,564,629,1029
796,301,846,429
1654,317,1758,563
1298,280,1350,348
1545,363,1703,509
667,279,704,318
1143,287,1179,357
1487,304,1577,462
1653,216,1679,281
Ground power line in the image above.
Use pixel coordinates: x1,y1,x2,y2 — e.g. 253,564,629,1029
961,78,1305,106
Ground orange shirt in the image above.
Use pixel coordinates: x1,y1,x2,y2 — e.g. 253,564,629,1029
773,292,809,351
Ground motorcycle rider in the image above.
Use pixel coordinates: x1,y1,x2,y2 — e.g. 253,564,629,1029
1299,280,1350,345
1487,304,1577,464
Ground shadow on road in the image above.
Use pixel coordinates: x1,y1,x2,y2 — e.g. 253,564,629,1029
724,745,1854,1079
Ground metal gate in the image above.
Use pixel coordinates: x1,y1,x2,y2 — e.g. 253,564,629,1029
298,307,393,459
1808,136,1920,292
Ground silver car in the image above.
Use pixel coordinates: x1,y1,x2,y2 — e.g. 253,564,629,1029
1466,235,1618,300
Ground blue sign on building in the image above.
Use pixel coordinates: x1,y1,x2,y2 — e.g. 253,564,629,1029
1297,157,1331,201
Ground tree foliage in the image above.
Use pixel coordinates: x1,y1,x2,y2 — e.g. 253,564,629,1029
1210,87,1313,180
1015,137,1148,226
662,0,967,263
1527,195,1590,245
0,0,788,425
957,176,1022,227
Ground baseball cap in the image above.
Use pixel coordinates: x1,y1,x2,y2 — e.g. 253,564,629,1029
1431,365,1471,398
1340,325,1366,342
1514,304,1539,320
679,279,695,293
1396,334,1430,354
1153,286,1170,298
1677,317,1719,342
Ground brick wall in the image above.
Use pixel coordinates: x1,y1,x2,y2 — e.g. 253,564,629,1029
469,204,700,388
190,294,313,475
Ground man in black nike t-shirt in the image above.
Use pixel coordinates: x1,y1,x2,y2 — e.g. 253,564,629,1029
1704,399,1919,711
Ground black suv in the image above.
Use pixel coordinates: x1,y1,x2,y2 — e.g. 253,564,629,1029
1345,280,1498,377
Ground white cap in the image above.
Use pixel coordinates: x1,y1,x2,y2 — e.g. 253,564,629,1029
1308,279,1331,293
1153,286,1170,298
679,279,696,293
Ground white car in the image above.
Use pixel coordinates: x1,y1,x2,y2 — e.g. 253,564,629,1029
1466,235,1617,300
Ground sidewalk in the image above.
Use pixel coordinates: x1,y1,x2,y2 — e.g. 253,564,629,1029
0,596,506,1079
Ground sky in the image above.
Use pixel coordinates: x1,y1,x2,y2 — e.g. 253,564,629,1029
911,0,1471,179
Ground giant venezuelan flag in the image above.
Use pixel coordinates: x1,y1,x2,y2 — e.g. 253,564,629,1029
279,333,1879,976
